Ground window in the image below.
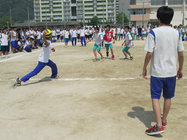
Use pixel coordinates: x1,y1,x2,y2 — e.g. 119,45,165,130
168,0,182,5
71,0,76,4
151,0,165,5
130,0,136,5
71,7,77,16
130,9,146,15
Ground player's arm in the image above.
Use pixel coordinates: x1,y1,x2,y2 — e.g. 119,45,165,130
177,51,184,80
142,52,152,79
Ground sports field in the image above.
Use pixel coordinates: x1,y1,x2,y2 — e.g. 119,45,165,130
0,40,186,140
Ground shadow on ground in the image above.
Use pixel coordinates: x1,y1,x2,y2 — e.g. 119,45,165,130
22,76,52,86
128,106,163,138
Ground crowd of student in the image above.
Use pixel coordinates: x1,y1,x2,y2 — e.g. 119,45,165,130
0,24,186,57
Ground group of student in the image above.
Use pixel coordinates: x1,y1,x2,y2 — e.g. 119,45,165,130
10,6,185,137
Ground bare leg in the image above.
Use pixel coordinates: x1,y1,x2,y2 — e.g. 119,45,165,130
97,50,103,59
162,98,171,123
110,48,114,57
123,52,128,58
127,51,132,57
93,50,97,60
152,99,162,126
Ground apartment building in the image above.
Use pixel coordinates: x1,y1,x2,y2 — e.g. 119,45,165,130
34,0,119,24
129,0,187,26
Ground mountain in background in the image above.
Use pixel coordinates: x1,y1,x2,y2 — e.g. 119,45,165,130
0,0,34,23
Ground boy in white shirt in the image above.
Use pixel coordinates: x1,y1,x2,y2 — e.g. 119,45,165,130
80,27,86,46
88,27,104,61
64,29,70,47
14,29,58,86
122,26,133,60
71,28,77,46
0,28,9,56
143,6,184,135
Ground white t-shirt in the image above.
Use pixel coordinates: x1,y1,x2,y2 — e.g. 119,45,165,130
80,29,85,37
124,32,132,47
64,31,69,39
37,31,41,39
93,33,103,45
11,31,17,41
132,27,136,33
29,30,35,39
1,33,9,46
72,30,77,38
38,40,52,63
24,40,31,48
144,26,184,78
52,30,56,36
117,28,121,34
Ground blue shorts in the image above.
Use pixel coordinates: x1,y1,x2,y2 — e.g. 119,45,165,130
93,44,101,51
65,38,69,43
138,32,142,37
11,41,17,48
151,76,176,99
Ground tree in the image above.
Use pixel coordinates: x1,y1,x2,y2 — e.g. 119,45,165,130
90,16,100,26
116,12,129,25
0,16,12,28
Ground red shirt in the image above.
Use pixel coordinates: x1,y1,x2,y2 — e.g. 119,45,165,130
104,30,113,43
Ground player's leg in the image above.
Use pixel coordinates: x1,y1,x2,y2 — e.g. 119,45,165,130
0,45,2,56
162,76,176,127
46,59,58,78
83,37,86,46
110,44,114,59
20,62,46,82
127,51,133,60
81,37,83,46
75,37,77,46
105,44,109,57
71,37,74,46
146,76,164,135
97,50,103,59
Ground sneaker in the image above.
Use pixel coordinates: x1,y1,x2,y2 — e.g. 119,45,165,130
162,121,167,128
145,125,165,136
13,77,21,87
161,117,167,128
130,56,133,60
124,57,128,60
112,55,115,59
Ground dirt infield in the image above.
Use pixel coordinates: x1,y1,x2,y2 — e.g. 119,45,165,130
0,40,186,140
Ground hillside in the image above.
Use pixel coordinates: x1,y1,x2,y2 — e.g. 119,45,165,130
0,0,34,23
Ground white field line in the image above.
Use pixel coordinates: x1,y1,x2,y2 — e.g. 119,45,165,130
0,77,140,82
0,77,187,82
0,44,61,63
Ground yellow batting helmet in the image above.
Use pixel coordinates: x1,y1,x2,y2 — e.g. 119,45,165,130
45,29,52,38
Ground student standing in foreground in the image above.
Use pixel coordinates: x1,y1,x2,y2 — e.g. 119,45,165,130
14,29,58,86
142,6,184,135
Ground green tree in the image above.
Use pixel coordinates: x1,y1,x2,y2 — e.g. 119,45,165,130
0,16,12,27
116,12,129,25
90,16,100,26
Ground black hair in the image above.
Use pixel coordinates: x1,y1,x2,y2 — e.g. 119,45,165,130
106,25,110,29
157,6,174,25
95,26,99,31
125,26,130,30
3,27,7,30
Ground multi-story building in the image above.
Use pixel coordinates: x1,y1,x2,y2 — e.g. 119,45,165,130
129,0,187,26
34,0,119,24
